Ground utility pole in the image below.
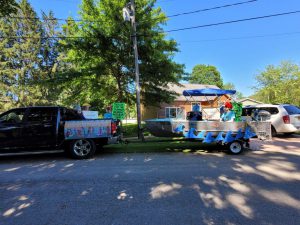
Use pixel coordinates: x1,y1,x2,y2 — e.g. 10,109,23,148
129,0,144,141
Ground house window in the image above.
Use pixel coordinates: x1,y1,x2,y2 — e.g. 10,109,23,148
165,107,184,118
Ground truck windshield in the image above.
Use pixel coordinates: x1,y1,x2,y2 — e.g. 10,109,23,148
0,109,26,124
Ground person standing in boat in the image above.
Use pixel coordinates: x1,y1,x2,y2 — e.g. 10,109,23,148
190,103,202,121
219,101,225,117
220,102,235,122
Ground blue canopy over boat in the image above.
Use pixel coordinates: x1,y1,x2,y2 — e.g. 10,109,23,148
183,88,236,97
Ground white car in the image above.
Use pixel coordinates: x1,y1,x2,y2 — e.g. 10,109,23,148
242,104,300,136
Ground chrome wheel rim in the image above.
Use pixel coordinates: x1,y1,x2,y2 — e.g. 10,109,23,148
230,142,242,154
73,140,91,157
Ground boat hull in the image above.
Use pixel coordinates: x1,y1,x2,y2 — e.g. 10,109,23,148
145,119,271,140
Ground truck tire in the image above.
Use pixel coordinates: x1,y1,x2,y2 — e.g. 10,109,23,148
68,139,96,159
228,141,244,155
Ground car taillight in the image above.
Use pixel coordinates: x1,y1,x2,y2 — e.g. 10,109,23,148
111,122,117,134
282,115,290,124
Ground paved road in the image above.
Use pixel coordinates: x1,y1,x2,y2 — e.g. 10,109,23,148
0,135,300,225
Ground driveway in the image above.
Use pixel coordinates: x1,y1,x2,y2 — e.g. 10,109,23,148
0,135,299,225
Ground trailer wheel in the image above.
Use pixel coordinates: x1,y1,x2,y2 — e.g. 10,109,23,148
228,141,244,155
69,139,96,159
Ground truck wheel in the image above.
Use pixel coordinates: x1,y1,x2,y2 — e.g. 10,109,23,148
228,141,244,155
69,139,96,159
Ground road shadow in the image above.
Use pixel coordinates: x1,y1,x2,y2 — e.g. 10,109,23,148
0,140,300,225
0,151,66,162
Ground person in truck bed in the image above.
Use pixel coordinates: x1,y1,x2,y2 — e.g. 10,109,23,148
104,106,112,119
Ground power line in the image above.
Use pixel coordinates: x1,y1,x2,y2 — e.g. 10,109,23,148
0,36,93,39
29,0,80,4
3,31,299,41
1,16,98,22
165,10,300,33
2,0,258,22
180,31,300,43
156,0,198,4
1,10,300,39
167,0,258,18
156,0,173,3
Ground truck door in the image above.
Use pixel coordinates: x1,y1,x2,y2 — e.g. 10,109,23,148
0,108,27,150
23,108,58,148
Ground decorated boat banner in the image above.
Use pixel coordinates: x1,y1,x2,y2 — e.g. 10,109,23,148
145,119,272,141
64,120,111,140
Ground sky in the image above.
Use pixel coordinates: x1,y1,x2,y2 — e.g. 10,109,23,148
28,0,300,97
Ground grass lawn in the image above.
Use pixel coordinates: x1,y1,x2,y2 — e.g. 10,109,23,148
121,123,150,138
103,136,226,154
120,123,138,138
116,123,235,154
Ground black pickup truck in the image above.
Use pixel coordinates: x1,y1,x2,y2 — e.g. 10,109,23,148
0,106,118,159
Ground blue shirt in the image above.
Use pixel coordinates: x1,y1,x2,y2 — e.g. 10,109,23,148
104,112,112,119
220,105,225,116
192,104,200,112
221,110,235,122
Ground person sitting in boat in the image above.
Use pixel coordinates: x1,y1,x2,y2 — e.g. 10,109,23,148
190,103,202,121
192,103,201,112
220,102,235,122
190,111,202,121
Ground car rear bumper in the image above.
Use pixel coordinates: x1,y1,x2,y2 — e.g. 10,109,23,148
276,124,300,133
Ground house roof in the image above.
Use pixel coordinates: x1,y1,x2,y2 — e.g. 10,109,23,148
169,83,220,101
238,98,263,104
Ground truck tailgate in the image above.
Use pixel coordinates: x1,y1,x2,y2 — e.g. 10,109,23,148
64,120,111,140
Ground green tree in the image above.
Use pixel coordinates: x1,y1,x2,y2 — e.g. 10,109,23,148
189,64,223,88
37,11,62,105
0,0,61,110
223,82,243,99
58,0,184,110
223,82,235,90
0,0,42,110
252,61,300,105
0,0,18,16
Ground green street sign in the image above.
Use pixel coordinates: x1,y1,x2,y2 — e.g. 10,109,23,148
112,102,126,120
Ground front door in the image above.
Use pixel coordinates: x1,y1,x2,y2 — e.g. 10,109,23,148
22,108,58,148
